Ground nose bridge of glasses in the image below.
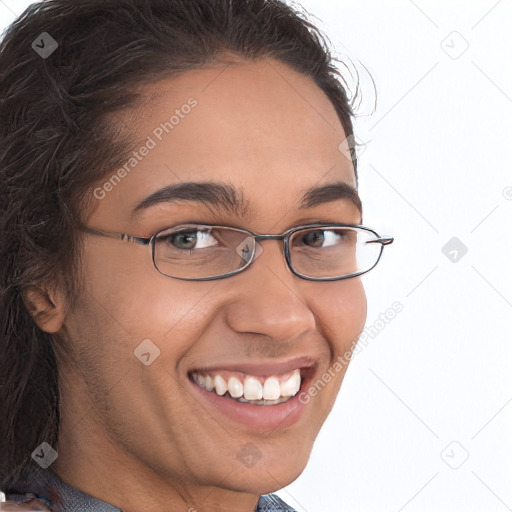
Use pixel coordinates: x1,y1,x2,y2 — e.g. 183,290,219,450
218,230,287,265
235,233,287,266
240,233,292,277
251,233,289,254
254,233,286,242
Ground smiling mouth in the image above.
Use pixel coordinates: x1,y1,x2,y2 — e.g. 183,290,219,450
189,368,306,406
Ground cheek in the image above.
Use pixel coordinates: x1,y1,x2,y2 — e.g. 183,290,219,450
73,242,217,368
313,277,367,354
302,279,366,421
80,239,196,331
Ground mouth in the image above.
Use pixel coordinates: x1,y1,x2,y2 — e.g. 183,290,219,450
186,357,317,431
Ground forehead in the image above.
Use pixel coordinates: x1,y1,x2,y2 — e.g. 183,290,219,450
94,59,357,225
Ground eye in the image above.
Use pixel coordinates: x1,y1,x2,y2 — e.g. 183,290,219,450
165,228,219,251
298,229,348,248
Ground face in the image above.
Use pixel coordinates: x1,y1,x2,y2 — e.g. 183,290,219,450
50,58,367,510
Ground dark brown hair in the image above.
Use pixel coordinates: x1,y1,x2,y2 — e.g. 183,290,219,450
0,0,357,491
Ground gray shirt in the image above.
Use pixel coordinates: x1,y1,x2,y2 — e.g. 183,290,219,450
5,467,297,511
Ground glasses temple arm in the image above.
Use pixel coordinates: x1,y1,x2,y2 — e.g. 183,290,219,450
366,236,394,246
81,226,150,245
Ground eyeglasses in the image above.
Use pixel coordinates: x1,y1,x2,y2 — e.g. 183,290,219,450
80,222,394,282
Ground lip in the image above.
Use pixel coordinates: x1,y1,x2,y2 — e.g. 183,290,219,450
187,358,317,432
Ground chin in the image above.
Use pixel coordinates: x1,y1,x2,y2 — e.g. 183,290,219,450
221,462,309,496
221,443,312,495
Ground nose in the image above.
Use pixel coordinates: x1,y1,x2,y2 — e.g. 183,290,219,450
224,237,316,342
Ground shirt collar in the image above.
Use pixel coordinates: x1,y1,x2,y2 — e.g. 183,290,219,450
5,467,296,511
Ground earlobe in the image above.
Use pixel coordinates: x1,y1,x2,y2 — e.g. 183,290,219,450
21,284,67,334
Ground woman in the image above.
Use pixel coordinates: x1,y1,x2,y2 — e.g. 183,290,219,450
0,1,392,510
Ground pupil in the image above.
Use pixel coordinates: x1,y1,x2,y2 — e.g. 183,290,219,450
304,231,324,247
175,232,196,249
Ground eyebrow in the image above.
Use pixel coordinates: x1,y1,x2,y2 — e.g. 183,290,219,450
130,180,362,219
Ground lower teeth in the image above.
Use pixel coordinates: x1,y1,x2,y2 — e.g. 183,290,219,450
229,395,292,405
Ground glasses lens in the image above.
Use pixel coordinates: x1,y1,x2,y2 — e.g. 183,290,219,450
154,225,252,279
289,226,382,279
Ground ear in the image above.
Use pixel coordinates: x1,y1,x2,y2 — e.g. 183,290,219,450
21,284,67,334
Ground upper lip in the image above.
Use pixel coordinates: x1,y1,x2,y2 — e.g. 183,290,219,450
189,356,318,377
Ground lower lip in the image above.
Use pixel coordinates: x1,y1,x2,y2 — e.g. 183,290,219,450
188,375,311,431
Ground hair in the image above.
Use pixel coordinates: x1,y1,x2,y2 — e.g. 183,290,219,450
0,0,358,491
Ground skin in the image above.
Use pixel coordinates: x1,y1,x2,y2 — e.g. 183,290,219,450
24,58,367,512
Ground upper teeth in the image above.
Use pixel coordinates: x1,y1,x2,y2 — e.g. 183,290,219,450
193,369,301,402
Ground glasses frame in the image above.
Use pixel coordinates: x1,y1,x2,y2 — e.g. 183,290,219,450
80,222,394,282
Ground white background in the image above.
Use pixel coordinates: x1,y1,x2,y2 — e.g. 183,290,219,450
1,1,511,511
